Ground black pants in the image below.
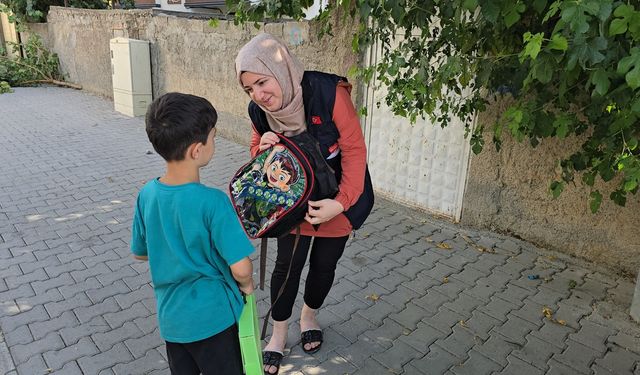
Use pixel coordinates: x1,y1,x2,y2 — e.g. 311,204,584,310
165,324,243,375
271,234,350,321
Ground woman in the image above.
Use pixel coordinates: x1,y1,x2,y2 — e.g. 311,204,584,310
235,33,374,375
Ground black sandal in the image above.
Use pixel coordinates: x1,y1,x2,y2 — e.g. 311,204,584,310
301,329,323,354
262,351,283,375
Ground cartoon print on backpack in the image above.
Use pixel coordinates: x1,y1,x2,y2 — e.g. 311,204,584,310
231,144,306,237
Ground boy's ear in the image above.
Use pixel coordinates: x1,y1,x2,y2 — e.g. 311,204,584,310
187,142,202,160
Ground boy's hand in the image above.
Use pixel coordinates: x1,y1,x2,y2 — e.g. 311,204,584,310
238,278,255,295
305,199,344,225
259,132,280,152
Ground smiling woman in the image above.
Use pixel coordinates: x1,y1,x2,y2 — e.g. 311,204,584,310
235,33,374,375
240,72,283,112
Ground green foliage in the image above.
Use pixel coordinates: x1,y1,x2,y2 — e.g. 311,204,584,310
0,0,118,23
227,1,640,211
0,34,62,87
0,80,13,93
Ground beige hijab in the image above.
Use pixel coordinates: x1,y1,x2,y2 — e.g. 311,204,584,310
235,33,306,136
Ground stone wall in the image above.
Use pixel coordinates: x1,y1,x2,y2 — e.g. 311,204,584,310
43,7,359,144
462,100,640,276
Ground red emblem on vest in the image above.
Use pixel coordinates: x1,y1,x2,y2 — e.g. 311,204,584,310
311,116,322,125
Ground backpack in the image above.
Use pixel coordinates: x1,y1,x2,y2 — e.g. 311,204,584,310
229,132,338,240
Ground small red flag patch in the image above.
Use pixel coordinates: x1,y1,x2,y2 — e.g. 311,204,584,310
311,116,322,125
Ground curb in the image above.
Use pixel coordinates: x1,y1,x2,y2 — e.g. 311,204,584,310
0,330,16,375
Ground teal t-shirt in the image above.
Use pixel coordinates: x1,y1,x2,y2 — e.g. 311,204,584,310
130,179,254,343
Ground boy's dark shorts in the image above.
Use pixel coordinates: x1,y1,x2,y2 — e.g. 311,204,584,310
165,323,243,375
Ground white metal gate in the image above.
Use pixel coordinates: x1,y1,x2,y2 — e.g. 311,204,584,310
362,40,472,221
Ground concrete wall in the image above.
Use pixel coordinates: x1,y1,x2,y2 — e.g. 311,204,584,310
20,23,51,49
43,7,359,145
462,100,640,276
1,12,20,57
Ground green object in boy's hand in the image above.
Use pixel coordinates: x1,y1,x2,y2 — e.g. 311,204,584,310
238,293,263,375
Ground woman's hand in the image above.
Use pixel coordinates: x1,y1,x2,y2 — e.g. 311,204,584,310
259,131,280,152
305,199,344,225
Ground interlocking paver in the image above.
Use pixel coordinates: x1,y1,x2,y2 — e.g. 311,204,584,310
553,339,603,373
9,332,65,365
569,320,616,353
473,333,519,367
14,355,47,375
374,339,421,373
2,87,639,374
361,318,404,349
492,314,538,346
1,305,50,334
462,310,502,341
389,302,430,331
498,354,545,375
407,345,460,374
547,358,587,374
511,333,562,371
42,336,99,371
334,314,374,343
450,349,502,375
86,280,132,305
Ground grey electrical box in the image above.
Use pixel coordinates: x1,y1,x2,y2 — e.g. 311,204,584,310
109,37,152,117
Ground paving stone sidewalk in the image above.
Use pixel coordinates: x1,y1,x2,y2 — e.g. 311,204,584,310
1,87,639,375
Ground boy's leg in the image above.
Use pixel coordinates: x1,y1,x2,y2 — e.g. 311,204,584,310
165,341,200,375
188,324,244,375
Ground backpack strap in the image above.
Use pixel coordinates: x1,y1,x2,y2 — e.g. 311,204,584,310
260,226,302,340
259,238,268,290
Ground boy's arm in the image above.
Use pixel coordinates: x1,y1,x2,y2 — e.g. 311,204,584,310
230,257,254,295
131,195,149,261
209,190,256,294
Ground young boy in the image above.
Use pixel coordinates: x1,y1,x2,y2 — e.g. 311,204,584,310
130,92,255,375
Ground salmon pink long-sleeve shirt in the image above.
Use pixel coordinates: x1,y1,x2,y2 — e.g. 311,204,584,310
249,85,367,237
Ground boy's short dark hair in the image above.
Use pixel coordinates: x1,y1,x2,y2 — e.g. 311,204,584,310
145,92,218,161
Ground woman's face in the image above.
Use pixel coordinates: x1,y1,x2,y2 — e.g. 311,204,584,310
240,71,283,111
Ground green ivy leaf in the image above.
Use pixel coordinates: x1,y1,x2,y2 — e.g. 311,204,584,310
548,33,568,51
543,1,562,23
590,69,611,96
463,0,478,11
531,59,554,83
609,4,640,39
609,18,628,36
553,114,572,138
589,190,602,213
520,32,544,62
532,0,547,14
481,1,501,24
504,2,526,28
582,171,596,186
617,47,640,89
610,190,627,206
550,181,565,198
561,0,600,34
624,179,638,192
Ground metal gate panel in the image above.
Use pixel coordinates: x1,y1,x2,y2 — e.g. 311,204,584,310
362,40,472,221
